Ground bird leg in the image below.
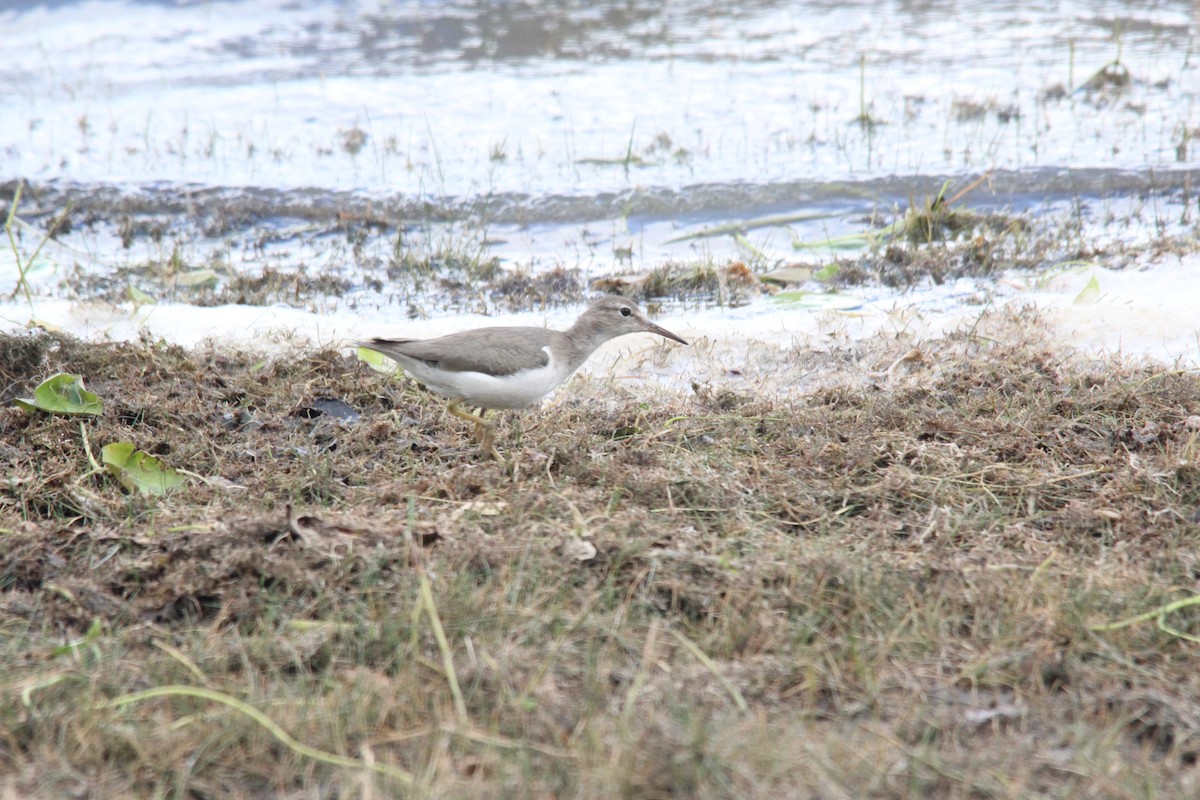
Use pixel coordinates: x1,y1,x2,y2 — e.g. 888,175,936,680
446,398,501,462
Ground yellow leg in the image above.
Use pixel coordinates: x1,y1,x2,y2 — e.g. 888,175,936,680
446,398,502,462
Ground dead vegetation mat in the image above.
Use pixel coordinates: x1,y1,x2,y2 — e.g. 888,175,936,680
2,316,1200,799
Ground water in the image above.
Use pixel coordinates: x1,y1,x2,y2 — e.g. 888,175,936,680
5,0,1196,194
1,0,1199,372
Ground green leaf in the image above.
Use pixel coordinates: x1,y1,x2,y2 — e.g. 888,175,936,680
1034,260,1097,289
1073,273,1101,305
101,442,185,495
813,263,840,282
14,373,104,416
356,346,399,374
175,268,218,288
759,266,815,285
127,284,156,307
772,291,864,311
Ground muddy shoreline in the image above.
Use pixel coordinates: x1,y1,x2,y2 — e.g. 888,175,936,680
7,167,1197,233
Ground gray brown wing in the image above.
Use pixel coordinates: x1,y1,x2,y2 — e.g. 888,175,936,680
358,327,554,377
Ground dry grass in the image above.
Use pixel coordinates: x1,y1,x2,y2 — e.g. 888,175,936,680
2,309,1200,798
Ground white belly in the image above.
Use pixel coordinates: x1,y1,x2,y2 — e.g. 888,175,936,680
397,347,573,409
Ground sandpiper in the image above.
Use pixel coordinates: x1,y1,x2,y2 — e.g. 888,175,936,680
357,295,687,461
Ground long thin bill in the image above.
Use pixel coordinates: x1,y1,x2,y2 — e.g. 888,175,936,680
641,318,688,345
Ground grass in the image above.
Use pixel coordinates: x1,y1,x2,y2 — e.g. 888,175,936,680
4,181,74,307
3,308,1200,797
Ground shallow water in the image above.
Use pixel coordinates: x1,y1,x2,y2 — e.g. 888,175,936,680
1,0,1199,371
5,0,1196,194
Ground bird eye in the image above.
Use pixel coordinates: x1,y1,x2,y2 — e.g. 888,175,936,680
620,306,632,317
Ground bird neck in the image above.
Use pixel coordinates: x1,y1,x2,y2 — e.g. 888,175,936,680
563,315,614,369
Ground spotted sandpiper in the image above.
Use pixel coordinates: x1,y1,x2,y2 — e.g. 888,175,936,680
357,295,687,461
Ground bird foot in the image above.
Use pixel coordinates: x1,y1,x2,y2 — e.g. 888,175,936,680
475,422,516,474
448,398,505,465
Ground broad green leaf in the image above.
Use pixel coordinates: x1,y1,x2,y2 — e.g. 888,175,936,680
1073,273,1101,305
773,291,864,311
759,266,815,285
28,318,64,333
356,346,399,374
101,442,185,495
175,268,218,288
814,263,840,282
1033,260,1096,289
127,284,156,307
14,373,103,416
